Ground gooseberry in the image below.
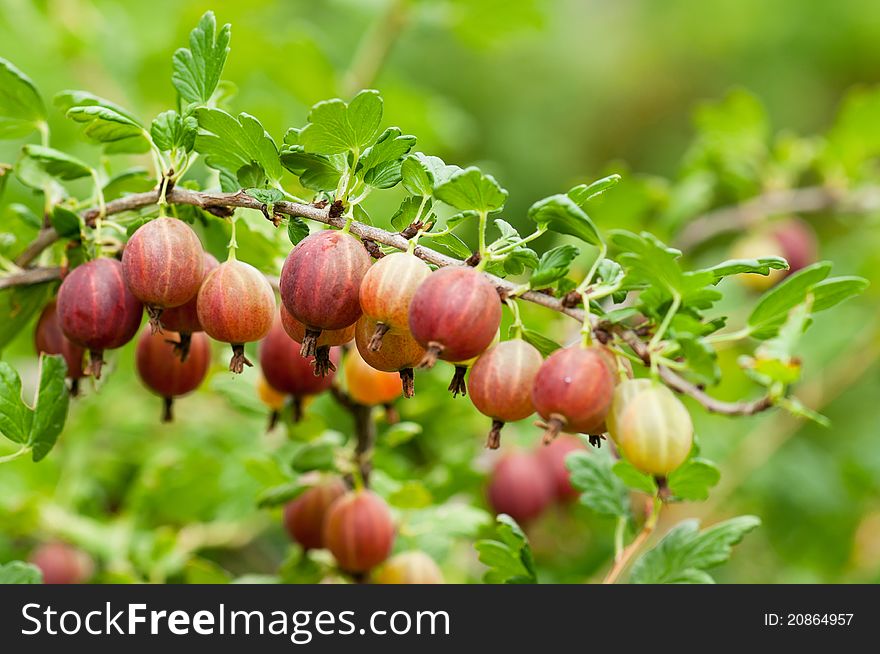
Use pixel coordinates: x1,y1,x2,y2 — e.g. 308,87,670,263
487,451,554,525
323,490,395,574
371,551,444,584
159,252,219,360
354,315,425,398
283,477,347,550
34,300,86,395
617,383,693,476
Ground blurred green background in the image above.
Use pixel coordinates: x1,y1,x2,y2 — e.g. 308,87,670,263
1,0,880,584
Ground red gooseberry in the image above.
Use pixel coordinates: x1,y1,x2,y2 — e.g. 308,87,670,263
487,451,554,525
29,542,94,585
535,434,586,502
280,303,354,377
283,477,347,550
159,252,219,360
34,300,86,395
323,490,395,574
197,258,275,373
56,258,143,380
343,348,403,407
354,315,425,398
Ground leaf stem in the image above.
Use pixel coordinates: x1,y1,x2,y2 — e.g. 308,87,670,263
0,446,32,464
602,495,662,584
227,214,238,260
506,297,524,339
490,227,546,256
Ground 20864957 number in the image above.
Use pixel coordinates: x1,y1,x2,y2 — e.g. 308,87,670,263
767,614,854,626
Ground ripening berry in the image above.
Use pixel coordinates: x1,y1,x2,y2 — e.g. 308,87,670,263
159,252,219,360
29,542,94,585
469,339,543,448
359,252,431,351
487,451,554,525
135,328,211,422
535,435,586,502
605,378,654,445
122,217,205,328
56,258,143,380
617,384,693,476
371,551,444,585
257,374,287,431
445,330,500,399
408,266,502,368
731,218,817,292
280,303,354,377
283,477,347,550
260,314,338,421
531,345,616,444
355,315,425,398
34,301,86,395
344,348,403,406
280,230,371,357
197,258,275,373
323,490,395,573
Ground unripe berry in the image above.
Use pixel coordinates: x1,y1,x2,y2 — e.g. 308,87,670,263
487,451,554,525
617,384,693,476
29,542,94,584
56,258,143,380
408,266,502,368
260,314,338,421
159,252,219,360
323,490,395,573
34,300,86,395
531,345,616,444
280,230,371,357
371,551,444,584
535,434,586,502
197,258,275,373
469,339,543,448
344,348,403,406
135,328,211,422
359,252,431,351
280,303,354,377
122,217,205,328
355,316,425,398
605,378,654,445
283,477,347,550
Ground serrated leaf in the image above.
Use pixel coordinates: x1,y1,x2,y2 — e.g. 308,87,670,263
50,205,81,238
0,57,46,139
279,146,345,192
102,167,154,201
611,230,684,297
287,217,310,246
434,166,507,213
566,450,629,518
151,110,197,152
426,232,471,259
501,247,539,276
678,336,720,387
0,361,32,445
567,174,621,206
29,354,69,461
520,329,560,357
300,89,384,155
401,152,458,196
612,460,658,494
360,127,416,189
529,244,580,288
172,11,231,106
529,194,601,246
245,188,283,205
629,516,760,584
446,210,479,230
16,145,92,189
195,108,281,188
66,105,147,146
0,561,42,584
53,89,140,121
475,514,537,584
390,195,428,231
747,262,832,339
667,458,720,501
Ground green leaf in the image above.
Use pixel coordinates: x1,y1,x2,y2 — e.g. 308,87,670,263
54,89,142,123
567,174,621,207
195,108,282,188
66,105,147,147
612,460,658,494
50,205,81,238
390,195,428,231
388,480,433,509
290,439,338,473
629,516,760,584
245,188,283,206
475,515,537,584
256,480,307,508
0,284,54,351
611,230,684,297
0,163,10,200
0,361,32,444
678,336,720,387
151,110,197,152
286,217,310,246
29,354,70,461
360,127,416,189
383,421,422,447
426,232,472,259
172,11,232,106
0,58,46,139
778,396,831,427
747,262,832,339
706,256,789,281
401,152,458,196
528,194,601,245
16,145,92,189
667,458,721,501
529,244,580,288
433,166,507,213
102,167,155,201
279,147,345,192
520,328,561,357
0,561,42,584
300,89,384,155
566,450,629,518
810,276,869,313
446,210,480,230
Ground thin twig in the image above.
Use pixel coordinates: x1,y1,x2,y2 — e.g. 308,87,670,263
602,497,661,584
0,266,62,291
